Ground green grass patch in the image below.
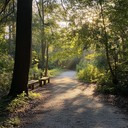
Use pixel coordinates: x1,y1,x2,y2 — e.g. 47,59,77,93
28,91,42,99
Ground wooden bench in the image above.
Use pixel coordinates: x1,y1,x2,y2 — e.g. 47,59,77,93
28,80,39,90
39,77,50,86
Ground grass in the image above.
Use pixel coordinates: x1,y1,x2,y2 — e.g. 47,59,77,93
2,117,21,128
28,91,42,99
0,92,41,128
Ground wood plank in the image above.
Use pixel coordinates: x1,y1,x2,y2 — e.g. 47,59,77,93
40,77,49,80
28,80,38,85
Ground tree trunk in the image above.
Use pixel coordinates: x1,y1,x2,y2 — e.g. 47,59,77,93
8,0,32,97
41,0,46,70
44,42,48,76
99,1,118,85
35,0,46,69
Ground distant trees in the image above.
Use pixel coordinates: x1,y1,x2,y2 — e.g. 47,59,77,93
8,0,32,96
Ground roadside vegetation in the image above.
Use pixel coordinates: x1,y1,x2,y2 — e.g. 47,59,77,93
0,92,42,128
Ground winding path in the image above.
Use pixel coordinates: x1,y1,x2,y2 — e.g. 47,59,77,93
21,71,128,128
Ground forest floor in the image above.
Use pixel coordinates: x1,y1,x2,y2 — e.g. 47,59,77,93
19,71,128,128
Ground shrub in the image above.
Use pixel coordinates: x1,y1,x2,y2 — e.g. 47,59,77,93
94,53,108,70
96,85,116,95
48,68,62,77
29,65,42,80
7,91,41,112
0,92,41,128
97,71,113,85
0,54,13,96
28,91,42,99
77,64,103,83
0,54,13,72
0,72,12,95
76,59,87,72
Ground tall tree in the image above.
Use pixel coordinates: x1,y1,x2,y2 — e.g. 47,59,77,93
98,0,118,84
35,0,46,70
9,0,32,96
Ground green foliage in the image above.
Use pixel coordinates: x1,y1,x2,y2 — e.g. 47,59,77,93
97,71,112,86
96,85,116,95
95,67,128,96
6,117,21,127
94,53,108,70
77,64,103,83
7,92,28,112
29,51,42,79
3,92,38,114
0,53,13,72
0,72,12,94
96,84,128,97
0,53,13,96
0,92,41,128
0,117,20,128
29,66,42,80
48,68,63,77
28,91,41,100
77,52,107,83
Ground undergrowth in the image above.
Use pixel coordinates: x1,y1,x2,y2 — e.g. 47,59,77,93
0,92,41,128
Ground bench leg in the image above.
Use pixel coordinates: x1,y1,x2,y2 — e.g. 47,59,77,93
44,80,46,85
48,78,50,83
39,80,42,87
28,85,31,89
31,84,34,90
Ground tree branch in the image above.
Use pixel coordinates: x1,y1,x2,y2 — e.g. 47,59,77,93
0,0,11,14
0,10,14,23
0,0,15,23
35,0,44,23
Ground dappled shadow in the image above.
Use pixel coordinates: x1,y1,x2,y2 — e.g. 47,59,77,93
19,71,128,128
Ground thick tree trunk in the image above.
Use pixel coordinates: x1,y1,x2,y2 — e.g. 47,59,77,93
8,0,32,97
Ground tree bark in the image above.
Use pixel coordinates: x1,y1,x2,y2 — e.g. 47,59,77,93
8,0,32,97
41,0,46,70
35,0,46,70
44,41,48,76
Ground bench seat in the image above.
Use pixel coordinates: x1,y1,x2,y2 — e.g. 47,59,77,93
39,77,50,86
28,80,39,90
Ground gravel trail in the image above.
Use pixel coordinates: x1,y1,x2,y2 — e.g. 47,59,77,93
20,71,128,128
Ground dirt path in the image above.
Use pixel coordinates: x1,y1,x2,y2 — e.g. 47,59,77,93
20,71,128,128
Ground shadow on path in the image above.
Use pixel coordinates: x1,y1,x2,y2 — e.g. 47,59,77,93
20,71,128,128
